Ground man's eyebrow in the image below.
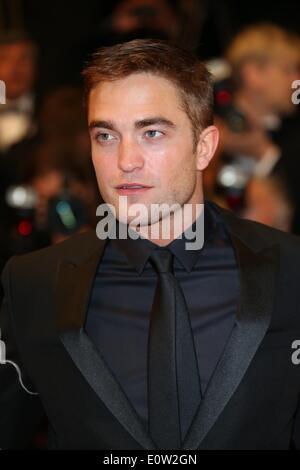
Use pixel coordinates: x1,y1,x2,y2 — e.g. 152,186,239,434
89,120,116,131
134,117,176,129
88,117,176,131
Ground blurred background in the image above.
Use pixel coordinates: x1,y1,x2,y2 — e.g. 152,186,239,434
0,0,300,449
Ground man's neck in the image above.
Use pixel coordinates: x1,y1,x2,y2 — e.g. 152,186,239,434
132,202,204,247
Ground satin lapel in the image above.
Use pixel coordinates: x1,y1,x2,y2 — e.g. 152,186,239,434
182,233,280,450
60,329,156,449
55,236,156,450
55,248,102,331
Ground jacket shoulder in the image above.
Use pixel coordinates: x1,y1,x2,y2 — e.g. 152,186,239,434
212,201,300,253
1,230,102,286
239,216,300,249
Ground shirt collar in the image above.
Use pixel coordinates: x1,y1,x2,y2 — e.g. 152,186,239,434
110,200,226,275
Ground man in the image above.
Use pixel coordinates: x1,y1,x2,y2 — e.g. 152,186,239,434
215,23,300,232
1,39,300,450
0,31,37,153
0,31,38,282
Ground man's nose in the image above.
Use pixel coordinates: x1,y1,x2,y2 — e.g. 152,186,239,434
117,139,144,172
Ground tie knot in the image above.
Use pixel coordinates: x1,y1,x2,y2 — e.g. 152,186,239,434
149,248,174,274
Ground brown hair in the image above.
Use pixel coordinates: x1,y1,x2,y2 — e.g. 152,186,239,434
82,38,213,150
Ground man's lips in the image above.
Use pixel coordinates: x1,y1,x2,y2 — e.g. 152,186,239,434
115,183,153,195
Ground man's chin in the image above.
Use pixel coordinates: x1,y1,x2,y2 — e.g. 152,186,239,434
115,213,155,227
102,195,183,228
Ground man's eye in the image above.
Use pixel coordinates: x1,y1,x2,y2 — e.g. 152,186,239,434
145,130,163,138
96,133,114,142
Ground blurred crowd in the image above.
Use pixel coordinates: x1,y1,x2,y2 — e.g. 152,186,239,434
0,0,300,305
206,22,300,235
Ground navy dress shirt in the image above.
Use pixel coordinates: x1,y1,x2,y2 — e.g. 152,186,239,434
85,201,239,430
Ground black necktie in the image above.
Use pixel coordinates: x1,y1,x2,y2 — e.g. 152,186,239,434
147,248,202,450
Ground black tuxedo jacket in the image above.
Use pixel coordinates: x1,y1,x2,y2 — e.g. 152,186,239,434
1,203,300,450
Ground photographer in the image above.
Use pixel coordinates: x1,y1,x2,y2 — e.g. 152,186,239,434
215,23,300,232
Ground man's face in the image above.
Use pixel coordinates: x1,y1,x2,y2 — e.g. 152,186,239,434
88,72,204,226
249,54,300,115
0,42,36,99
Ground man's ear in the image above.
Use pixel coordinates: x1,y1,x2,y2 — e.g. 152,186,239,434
196,125,219,171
